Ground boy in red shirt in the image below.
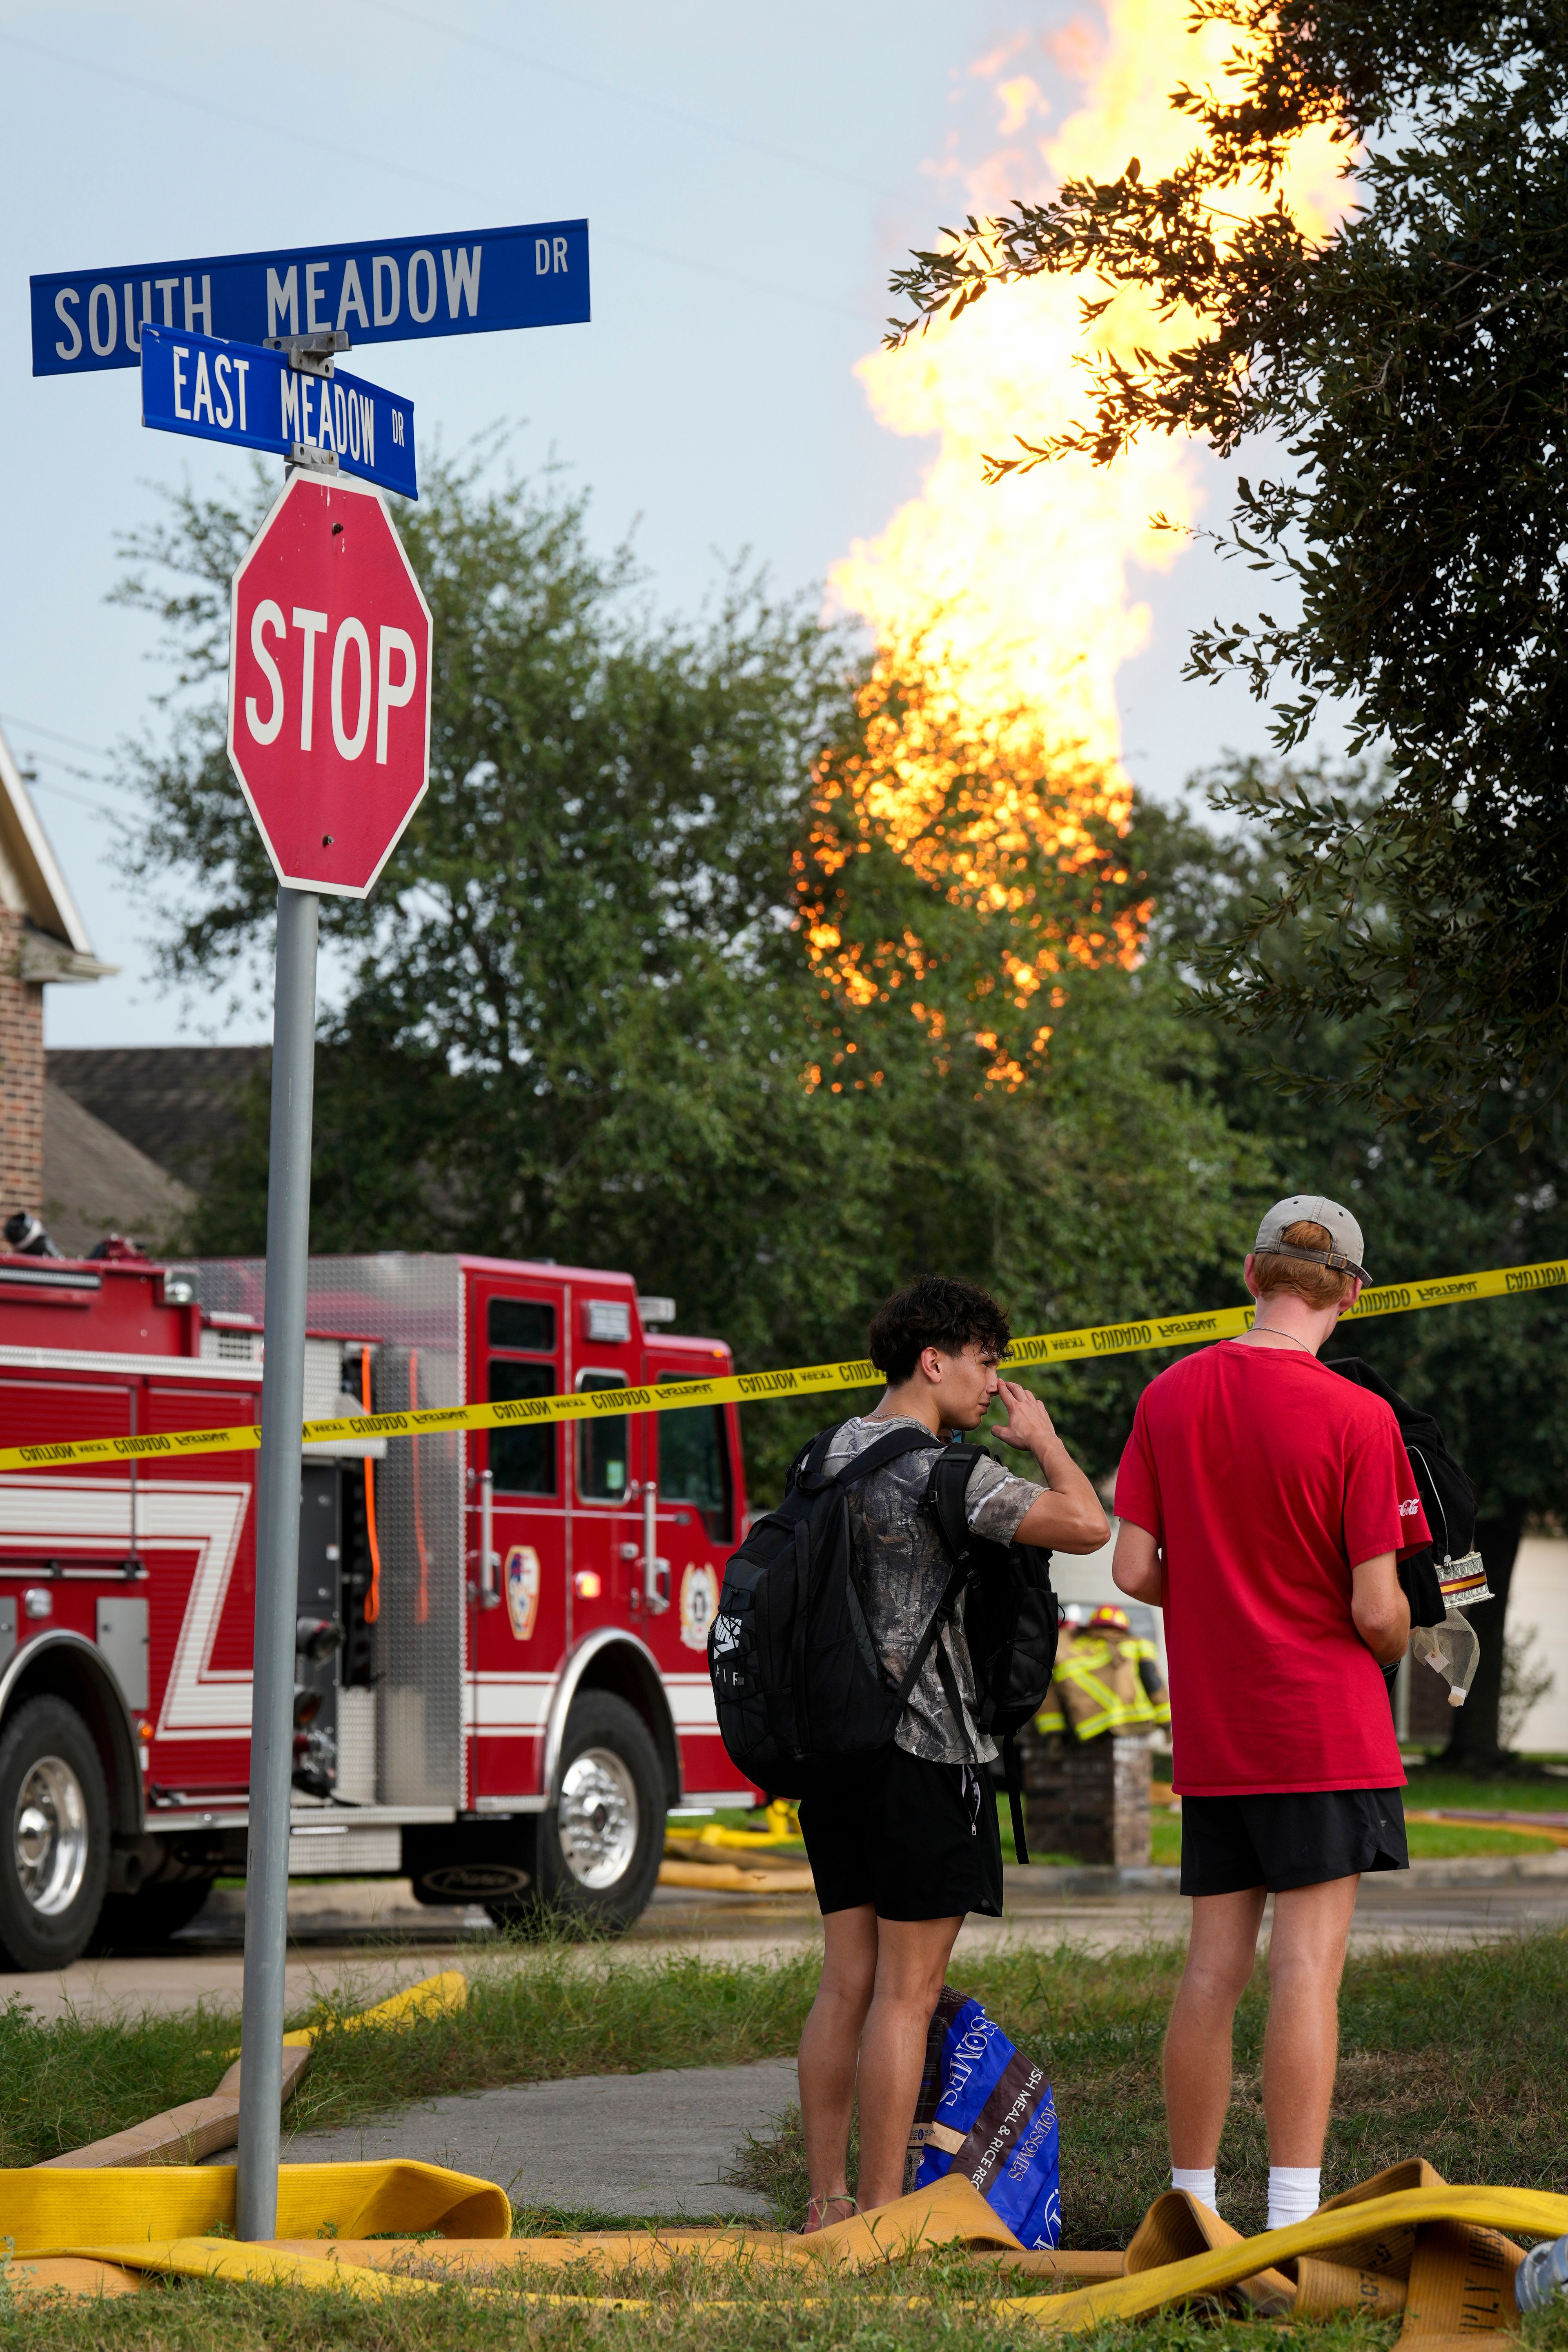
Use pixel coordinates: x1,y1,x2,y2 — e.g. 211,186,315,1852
1112,1196,1427,2231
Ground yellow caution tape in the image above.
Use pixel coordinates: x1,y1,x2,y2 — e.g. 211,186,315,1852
2,1254,1563,1473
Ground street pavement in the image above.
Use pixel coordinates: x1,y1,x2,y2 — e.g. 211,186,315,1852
2,1856,1566,2023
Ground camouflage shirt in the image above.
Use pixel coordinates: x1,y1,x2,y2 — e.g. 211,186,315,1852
823,1416,1043,1764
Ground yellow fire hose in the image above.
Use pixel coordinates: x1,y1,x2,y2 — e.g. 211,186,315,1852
4,2152,1564,2349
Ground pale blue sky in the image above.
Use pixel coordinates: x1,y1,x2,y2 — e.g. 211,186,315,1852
2,0,1296,1047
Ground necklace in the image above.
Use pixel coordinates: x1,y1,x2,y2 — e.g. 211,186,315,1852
1247,1322,1313,1353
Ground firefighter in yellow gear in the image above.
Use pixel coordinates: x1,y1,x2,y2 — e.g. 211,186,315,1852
1034,1603,1169,1740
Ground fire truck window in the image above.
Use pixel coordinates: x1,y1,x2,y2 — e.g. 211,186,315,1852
488,1359,559,1494
488,1297,556,1354
576,1373,629,1502
656,1376,733,1542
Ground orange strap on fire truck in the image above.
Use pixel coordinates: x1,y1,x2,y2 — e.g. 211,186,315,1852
0,1254,1562,1473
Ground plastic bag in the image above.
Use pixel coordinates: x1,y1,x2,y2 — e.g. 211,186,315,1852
908,1986,1060,2248
1410,1607,1482,1706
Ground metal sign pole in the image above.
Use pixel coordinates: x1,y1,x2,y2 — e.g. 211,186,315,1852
236,881,319,2241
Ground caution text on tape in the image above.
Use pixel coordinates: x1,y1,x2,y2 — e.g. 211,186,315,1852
2,1257,1563,1473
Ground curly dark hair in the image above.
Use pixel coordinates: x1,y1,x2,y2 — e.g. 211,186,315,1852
866,1275,1012,1384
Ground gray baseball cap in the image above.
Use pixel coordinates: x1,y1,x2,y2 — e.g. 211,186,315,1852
1252,1194,1371,1285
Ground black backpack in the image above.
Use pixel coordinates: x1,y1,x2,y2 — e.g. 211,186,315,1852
707,1423,1059,1863
1325,1357,1476,1628
707,1421,964,1795
925,1446,1060,1867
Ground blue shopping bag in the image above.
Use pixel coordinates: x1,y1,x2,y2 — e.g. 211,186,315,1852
908,1986,1061,2249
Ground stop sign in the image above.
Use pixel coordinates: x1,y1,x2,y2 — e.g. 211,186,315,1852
227,469,432,897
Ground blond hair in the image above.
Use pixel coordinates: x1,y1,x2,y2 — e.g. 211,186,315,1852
1251,1218,1356,1311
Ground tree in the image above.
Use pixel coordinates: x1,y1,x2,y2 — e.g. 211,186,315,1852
120,456,1274,1494
1138,773,1568,1770
884,6,1568,1153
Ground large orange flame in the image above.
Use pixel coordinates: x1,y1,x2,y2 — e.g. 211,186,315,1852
808,0,1350,1082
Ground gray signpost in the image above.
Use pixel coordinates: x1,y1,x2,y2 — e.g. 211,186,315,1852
31,216,590,2239
237,882,318,2240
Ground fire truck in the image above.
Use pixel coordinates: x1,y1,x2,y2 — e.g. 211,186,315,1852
0,1247,757,1970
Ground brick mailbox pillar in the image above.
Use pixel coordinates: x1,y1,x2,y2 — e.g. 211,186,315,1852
1018,1727,1153,1868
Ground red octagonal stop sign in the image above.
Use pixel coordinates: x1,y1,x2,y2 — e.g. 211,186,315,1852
227,469,432,898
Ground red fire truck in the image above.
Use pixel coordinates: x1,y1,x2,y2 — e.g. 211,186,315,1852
0,1247,757,1969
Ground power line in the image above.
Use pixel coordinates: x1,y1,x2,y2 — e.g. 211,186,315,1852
0,712,113,763
23,775,128,818
348,0,912,207
2,29,877,332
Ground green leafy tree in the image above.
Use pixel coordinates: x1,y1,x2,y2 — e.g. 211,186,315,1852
884,5,1568,1153
120,456,1272,1496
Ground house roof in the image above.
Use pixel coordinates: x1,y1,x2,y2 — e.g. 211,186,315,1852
0,718,116,982
40,1084,194,1258
46,1045,269,1192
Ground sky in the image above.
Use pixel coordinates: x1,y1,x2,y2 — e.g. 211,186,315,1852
1,0,1307,1049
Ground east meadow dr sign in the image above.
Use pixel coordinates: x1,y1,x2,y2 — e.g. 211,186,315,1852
140,325,417,499
30,217,589,375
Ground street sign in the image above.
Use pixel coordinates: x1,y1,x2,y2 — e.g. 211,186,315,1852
32,219,589,376
141,327,417,500
227,470,433,898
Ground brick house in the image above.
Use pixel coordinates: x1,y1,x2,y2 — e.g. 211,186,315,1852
0,720,117,1222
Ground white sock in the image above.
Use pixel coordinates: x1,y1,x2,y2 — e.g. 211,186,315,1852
1171,2165,1217,2209
1267,2165,1321,2230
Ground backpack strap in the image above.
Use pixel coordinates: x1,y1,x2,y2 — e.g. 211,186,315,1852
923,1443,991,1568
1001,1733,1029,1868
924,1446,1035,1860
795,1421,947,1496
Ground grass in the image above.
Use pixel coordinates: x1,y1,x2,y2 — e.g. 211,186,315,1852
0,1936,826,2169
10,1929,1568,2231
728,1931,1568,2243
4,1932,1568,2346
14,2263,1568,2352
3,2244,1568,2352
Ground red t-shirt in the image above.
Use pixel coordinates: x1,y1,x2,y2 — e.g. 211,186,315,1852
1114,1340,1430,1796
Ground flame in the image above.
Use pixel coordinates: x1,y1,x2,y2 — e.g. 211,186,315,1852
808,1,1351,1082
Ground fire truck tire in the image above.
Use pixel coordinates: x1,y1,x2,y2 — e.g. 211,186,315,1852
0,1696,111,1971
87,1876,216,1955
503,1693,666,1934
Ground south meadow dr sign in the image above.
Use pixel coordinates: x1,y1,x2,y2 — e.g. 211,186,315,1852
31,218,590,375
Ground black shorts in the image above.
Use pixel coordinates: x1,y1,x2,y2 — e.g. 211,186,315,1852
1180,1787,1408,1897
797,1744,1004,1921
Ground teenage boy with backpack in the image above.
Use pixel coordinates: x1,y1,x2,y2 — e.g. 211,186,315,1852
793,1275,1108,2232
1111,1198,1428,2233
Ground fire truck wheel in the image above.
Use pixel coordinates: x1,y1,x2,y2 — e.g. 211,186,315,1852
529,1693,666,1933
0,1697,111,1971
86,1876,216,1955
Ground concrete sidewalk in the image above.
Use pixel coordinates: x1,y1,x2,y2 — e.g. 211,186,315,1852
281,2057,800,2218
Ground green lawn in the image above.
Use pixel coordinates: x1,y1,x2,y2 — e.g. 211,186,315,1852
9,2262,1568,2352
4,1931,1568,2347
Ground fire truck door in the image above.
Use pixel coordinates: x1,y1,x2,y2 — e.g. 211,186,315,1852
470,1289,566,1799
570,1372,640,1643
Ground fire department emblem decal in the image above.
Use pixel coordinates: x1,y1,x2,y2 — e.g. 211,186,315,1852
505,1545,541,1642
679,1562,719,1651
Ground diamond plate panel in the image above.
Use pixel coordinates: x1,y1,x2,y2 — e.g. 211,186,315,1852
185,1253,468,1808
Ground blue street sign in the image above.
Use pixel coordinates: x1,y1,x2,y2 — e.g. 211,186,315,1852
140,327,417,499
32,219,588,377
